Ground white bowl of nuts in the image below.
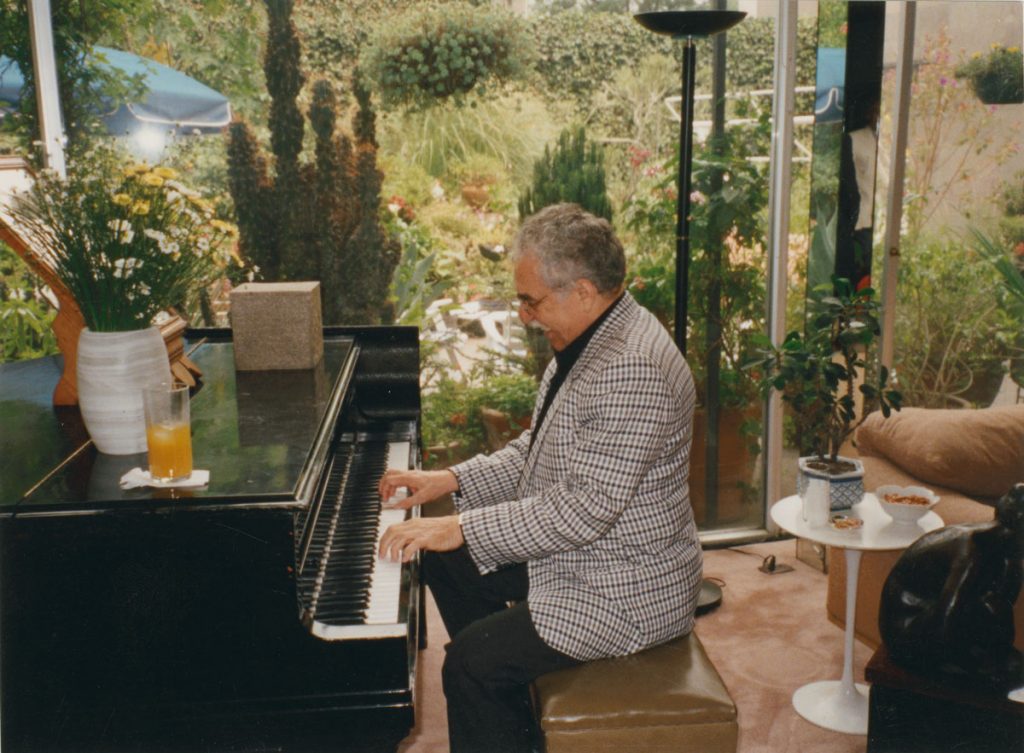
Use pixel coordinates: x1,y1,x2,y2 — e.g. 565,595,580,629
876,485,940,525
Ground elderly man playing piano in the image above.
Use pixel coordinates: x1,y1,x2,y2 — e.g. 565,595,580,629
378,202,701,753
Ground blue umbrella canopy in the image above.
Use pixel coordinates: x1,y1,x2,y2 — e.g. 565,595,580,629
0,45,231,136
814,47,846,124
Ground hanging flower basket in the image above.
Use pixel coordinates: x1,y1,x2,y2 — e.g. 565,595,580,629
955,44,1024,105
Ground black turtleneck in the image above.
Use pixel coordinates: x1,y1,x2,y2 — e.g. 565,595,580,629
529,293,625,448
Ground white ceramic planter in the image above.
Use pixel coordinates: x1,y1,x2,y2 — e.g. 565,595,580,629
76,327,172,455
797,455,865,511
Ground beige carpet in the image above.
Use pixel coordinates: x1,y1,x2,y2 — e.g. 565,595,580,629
398,539,870,753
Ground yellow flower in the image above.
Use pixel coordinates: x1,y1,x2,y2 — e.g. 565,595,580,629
112,193,132,206
187,194,213,212
1009,47,1020,54
153,166,178,180
972,51,982,60
124,163,149,177
210,219,238,236
131,200,151,215
140,172,165,188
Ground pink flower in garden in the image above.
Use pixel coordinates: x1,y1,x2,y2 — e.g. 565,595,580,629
690,190,707,205
628,145,652,169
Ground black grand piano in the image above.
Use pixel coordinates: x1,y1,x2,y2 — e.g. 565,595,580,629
0,326,423,753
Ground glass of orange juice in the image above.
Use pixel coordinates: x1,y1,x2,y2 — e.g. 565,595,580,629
142,384,193,482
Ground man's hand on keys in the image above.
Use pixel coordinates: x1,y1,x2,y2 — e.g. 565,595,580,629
378,516,464,563
378,469,459,510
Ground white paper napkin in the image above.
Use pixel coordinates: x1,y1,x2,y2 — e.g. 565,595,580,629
119,467,210,490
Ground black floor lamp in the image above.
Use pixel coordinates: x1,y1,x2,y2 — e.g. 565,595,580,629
634,10,745,616
632,10,745,357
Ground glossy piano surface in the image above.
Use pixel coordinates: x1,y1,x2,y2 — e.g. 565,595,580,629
0,326,422,753
1,335,359,515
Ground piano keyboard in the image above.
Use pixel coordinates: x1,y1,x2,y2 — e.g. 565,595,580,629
300,440,412,640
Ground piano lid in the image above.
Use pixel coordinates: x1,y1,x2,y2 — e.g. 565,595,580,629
0,337,358,517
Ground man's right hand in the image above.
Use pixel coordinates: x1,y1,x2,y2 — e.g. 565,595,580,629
378,469,459,510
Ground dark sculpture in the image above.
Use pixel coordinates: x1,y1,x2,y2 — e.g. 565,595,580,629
879,483,1024,690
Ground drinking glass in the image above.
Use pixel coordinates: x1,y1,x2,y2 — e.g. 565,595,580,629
142,384,193,482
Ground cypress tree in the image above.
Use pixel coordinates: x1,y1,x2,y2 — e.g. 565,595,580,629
226,0,397,325
518,127,612,221
226,121,276,278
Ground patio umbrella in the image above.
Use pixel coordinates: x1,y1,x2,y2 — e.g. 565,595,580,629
0,46,231,138
814,47,846,124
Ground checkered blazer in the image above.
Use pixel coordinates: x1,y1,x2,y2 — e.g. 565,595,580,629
451,293,701,661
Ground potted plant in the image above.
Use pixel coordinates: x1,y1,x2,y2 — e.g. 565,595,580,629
624,137,768,526
751,276,902,510
955,43,1024,105
8,146,239,453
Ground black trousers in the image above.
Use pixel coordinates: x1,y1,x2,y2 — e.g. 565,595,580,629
423,547,581,753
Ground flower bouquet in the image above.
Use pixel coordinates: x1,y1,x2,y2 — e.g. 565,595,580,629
11,149,239,333
9,147,240,453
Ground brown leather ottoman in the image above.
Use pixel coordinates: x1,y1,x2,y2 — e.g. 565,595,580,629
534,631,738,753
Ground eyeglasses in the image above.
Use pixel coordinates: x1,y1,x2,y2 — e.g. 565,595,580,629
516,290,556,316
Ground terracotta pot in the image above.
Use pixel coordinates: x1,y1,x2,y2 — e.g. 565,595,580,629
480,408,531,453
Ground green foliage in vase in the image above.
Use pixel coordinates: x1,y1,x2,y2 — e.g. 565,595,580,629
519,127,612,221
7,147,239,333
954,43,1024,106
226,0,398,325
751,277,902,464
360,1,535,111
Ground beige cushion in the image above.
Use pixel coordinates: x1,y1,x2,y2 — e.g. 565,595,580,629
855,406,1024,499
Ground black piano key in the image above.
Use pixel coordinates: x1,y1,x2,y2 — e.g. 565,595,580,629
300,440,399,626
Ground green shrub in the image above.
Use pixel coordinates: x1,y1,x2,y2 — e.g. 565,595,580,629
379,92,556,183
361,1,535,110
421,370,538,468
528,13,818,116
0,245,59,362
892,237,1016,408
519,126,612,220
998,171,1024,249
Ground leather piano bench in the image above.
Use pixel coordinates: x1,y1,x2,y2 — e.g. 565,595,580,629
534,631,738,753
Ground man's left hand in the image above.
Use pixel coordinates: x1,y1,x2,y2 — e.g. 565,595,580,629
378,516,464,563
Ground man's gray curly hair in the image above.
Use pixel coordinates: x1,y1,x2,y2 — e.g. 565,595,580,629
512,203,625,294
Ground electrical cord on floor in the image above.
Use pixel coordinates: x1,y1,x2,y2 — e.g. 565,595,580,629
726,547,794,574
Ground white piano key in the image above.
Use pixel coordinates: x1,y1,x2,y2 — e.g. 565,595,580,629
311,440,413,641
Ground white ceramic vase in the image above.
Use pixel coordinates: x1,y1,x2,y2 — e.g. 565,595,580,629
76,327,172,455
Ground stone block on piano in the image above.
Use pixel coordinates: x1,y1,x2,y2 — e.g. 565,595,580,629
230,281,324,371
